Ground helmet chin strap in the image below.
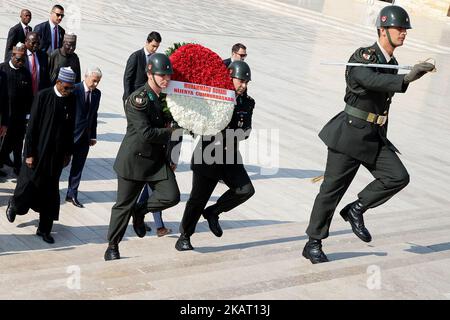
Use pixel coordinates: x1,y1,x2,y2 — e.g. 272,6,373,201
385,28,399,48
151,73,162,90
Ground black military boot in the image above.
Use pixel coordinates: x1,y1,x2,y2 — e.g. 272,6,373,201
132,203,147,238
175,234,194,251
302,238,329,264
203,208,223,237
104,244,120,261
340,200,372,242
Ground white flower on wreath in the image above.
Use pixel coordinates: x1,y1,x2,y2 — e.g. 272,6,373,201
166,95,234,136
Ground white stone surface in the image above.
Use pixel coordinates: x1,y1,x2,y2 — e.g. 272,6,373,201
0,0,449,299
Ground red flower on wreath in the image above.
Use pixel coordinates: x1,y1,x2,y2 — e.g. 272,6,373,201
169,44,234,90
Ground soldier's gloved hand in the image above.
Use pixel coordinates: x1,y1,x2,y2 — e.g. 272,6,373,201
404,62,436,84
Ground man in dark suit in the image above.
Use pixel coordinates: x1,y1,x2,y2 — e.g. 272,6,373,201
175,61,255,251
34,4,65,55
65,67,102,208
122,31,161,102
223,43,247,67
302,5,436,264
24,32,51,96
0,44,33,176
104,53,180,261
4,9,32,61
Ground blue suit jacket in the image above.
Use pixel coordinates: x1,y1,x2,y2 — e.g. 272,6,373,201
73,82,101,143
34,21,65,55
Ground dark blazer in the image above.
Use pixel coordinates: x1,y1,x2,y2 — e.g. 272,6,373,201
4,23,32,62
123,48,147,102
223,58,232,67
114,83,173,181
318,42,409,164
34,21,65,55
24,50,51,91
73,82,101,143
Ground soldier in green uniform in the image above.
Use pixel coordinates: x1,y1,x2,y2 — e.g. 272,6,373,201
303,5,436,264
104,53,180,261
175,61,255,251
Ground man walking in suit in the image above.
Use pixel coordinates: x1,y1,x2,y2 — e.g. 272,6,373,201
24,32,51,96
122,31,161,103
34,4,65,55
65,67,102,208
4,9,32,61
223,43,247,67
302,5,436,264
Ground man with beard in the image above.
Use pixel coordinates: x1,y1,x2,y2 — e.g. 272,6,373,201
48,33,81,85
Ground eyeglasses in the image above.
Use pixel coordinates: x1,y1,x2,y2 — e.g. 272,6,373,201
236,53,247,58
53,11,65,18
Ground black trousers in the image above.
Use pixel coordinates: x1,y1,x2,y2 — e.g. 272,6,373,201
180,165,255,237
107,168,180,244
67,137,90,199
306,146,410,240
0,120,26,169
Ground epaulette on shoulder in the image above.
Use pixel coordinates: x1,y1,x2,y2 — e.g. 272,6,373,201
351,46,378,64
129,88,149,110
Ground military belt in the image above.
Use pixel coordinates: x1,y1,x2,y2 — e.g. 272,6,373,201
344,104,387,126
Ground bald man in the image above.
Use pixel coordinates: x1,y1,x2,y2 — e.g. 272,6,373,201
4,9,32,61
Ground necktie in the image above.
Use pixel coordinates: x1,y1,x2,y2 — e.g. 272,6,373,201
85,91,91,109
53,26,58,50
30,53,38,94
25,26,30,36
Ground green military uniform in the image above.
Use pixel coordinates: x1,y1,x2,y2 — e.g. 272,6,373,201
107,83,180,244
305,42,410,240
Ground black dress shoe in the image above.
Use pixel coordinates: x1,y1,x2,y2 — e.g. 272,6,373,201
145,222,152,232
302,238,329,264
71,198,84,208
6,198,16,223
175,235,194,251
36,229,55,244
340,200,372,243
104,244,120,261
132,204,147,238
204,210,223,237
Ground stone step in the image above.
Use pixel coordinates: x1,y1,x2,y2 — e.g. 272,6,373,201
1,216,449,299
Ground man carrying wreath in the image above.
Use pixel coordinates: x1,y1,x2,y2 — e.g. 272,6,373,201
175,61,255,251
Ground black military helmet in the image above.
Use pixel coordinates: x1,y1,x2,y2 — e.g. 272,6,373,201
376,5,412,29
228,60,251,81
147,53,173,75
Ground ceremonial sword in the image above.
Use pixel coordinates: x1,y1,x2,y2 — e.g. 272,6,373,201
320,61,413,70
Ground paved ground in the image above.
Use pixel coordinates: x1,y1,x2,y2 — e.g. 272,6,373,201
0,0,449,300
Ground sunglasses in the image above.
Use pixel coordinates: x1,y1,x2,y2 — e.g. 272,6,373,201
53,11,65,18
237,53,247,58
